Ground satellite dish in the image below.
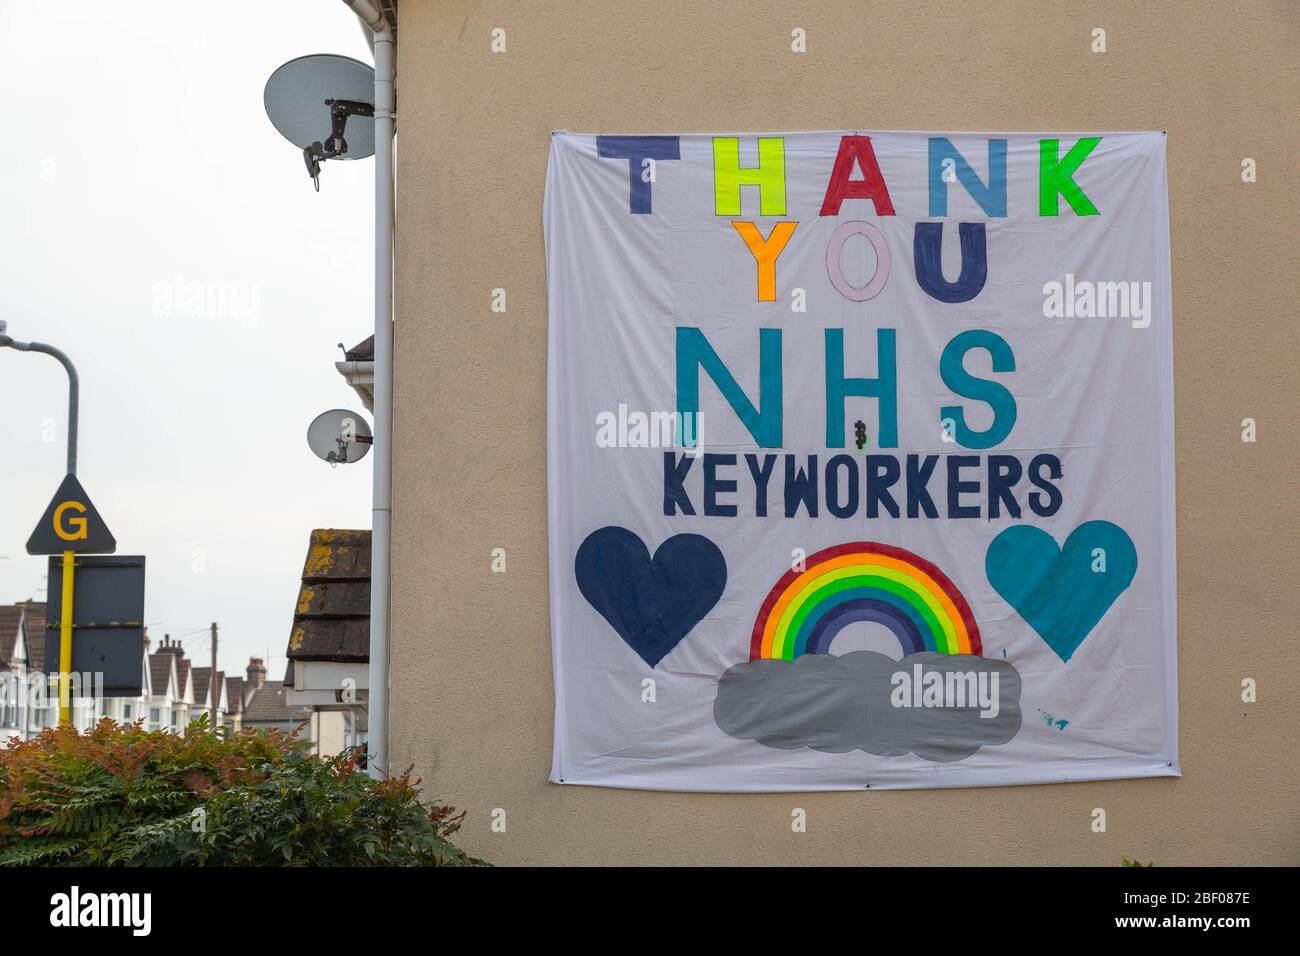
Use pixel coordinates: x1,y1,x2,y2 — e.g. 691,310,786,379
264,54,378,189
308,409,373,465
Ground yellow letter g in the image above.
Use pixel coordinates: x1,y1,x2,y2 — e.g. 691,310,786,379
54,501,88,541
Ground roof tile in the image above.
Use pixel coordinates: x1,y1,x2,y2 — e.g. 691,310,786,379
288,530,371,663
242,680,312,725
0,606,22,662
20,603,46,672
148,653,175,695
224,676,244,715
344,334,374,361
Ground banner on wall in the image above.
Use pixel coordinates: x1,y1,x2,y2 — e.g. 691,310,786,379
544,129,1177,791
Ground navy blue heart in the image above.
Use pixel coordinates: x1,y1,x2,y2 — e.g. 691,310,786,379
575,526,727,668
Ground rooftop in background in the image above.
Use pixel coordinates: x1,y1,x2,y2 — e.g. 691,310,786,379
242,680,313,727
22,603,45,672
191,667,225,709
0,601,45,670
148,652,175,695
225,675,245,717
0,605,23,663
288,529,370,665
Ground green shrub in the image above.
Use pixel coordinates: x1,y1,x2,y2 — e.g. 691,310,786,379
0,717,485,866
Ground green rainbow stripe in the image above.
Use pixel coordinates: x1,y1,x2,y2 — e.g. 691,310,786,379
750,542,982,660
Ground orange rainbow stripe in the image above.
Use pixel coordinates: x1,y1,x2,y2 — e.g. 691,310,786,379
750,542,982,660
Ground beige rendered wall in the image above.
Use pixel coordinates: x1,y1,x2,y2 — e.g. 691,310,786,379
389,0,1299,865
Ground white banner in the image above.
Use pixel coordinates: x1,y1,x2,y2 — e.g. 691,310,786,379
544,130,1177,791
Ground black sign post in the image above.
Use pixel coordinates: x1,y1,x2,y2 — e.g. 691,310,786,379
44,555,146,699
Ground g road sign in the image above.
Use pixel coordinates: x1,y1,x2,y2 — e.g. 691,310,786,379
26,473,116,555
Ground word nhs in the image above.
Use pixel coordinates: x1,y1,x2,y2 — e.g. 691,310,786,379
890,663,1000,718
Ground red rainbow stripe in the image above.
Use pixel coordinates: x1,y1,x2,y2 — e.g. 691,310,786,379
749,541,982,660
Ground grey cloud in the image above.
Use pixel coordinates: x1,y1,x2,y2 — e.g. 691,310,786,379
714,651,1021,762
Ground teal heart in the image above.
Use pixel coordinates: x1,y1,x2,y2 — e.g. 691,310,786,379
986,521,1137,662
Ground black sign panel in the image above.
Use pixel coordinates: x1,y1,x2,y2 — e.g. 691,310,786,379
45,555,145,697
26,474,116,555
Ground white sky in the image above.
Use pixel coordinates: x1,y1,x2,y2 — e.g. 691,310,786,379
0,1,375,680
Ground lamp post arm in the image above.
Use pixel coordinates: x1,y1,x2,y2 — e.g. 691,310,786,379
0,334,79,475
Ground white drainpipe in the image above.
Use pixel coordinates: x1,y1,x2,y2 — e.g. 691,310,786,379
341,0,393,778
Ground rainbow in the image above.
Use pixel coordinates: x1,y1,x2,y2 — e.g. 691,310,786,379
750,542,982,660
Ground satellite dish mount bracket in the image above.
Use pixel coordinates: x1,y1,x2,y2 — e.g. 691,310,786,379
327,416,373,466
303,98,375,190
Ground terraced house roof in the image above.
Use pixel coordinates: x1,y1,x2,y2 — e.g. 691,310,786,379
0,606,23,663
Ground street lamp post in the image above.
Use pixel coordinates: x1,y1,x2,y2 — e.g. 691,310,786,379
1,320,81,723
0,320,79,475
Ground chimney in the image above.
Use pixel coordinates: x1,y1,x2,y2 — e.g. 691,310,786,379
246,657,266,689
